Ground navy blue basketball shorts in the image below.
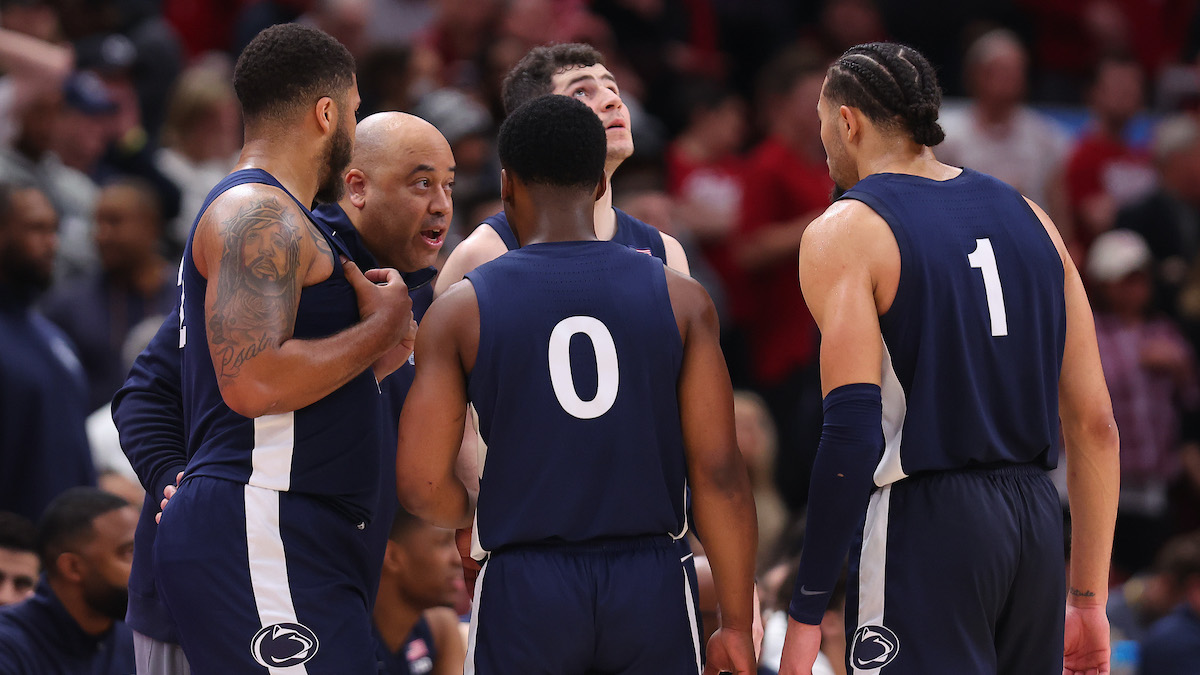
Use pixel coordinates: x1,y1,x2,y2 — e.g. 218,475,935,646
844,463,1065,674
465,535,703,674
154,476,377,674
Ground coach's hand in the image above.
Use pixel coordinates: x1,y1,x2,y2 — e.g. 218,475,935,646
778,618,822,675
155,470,184,525
704,626,755,675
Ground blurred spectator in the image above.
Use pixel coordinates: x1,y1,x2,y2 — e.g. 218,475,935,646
1087,229,1200,578
1065,53,1156,252
372,507,466,675
40,179,176,411
52,72,118,176
0,513,37,607
733,390,787,563
938,29,1071,216
0,184,95,522
736,49,832,513
300,0,371,61
154,63,240,254
1115,114,1200,320
419,0,502,88
0,76,100,279
365,0,437,47
0,488,136,673
1140,529,1200,675
1110,536,1193,644
663,78,751,378
0,26,72,149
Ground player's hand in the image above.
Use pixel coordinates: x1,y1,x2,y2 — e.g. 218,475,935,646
343,258,412,340
155,470,184,525
778,617,822,675
1063,604,1110,675
373,317,418,381
703,626,755,675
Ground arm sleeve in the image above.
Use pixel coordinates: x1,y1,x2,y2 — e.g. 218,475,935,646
789,382,884,624
111,308,187,500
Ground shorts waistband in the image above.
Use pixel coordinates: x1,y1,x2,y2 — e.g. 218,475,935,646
492,533,681,556
922,461,1049,479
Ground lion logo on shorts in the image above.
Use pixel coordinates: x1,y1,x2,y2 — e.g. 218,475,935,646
851,624,900,669
250,622,320,668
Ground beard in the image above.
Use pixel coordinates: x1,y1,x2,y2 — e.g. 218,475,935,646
82,578,130,621
315,122,353,204
0,244,52,298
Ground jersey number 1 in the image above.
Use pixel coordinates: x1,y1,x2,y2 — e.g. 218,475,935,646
967,238,1008,337
548,316,619,419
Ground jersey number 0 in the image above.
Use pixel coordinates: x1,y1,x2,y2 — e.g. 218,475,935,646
548,316,619,419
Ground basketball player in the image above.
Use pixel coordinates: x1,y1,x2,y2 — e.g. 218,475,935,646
434,42,689,295
150,25,415,674
775,43,1119,675
114,110,455,674
396,94,757,674
373,507,466,675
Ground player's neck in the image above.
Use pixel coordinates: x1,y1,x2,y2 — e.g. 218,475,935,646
593,174,617,240
859,144,958,182
234,138,321,207
371,588,422,652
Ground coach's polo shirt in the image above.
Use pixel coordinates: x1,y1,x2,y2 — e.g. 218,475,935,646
0,576,134,674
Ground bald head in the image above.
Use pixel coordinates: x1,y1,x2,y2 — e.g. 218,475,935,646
344,111,455,272
352,112,452,175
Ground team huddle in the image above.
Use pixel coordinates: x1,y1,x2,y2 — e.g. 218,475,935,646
106,23,1117,675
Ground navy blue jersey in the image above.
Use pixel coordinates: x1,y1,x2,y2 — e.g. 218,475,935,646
179,169,383,522
840,169,1066,484
373,616,437,675
465,241,687,555
0,576,135,674
481,208,668,263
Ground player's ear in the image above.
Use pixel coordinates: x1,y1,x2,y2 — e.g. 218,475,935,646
345,169,367,209
315,96,335,135
500,168,512,205
592,173,607,203
839,105,858,142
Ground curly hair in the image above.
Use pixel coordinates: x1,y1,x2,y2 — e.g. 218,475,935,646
234,23,356,124
824,42,946,147
501,43,606,116
498,95,606,190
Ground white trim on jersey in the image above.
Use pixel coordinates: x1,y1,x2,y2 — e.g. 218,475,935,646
681,556,703,674
854,486,893,675
875,341,909,487
469,404,488,563
464,558,489,675
250,412,295,491
244,485,308,675
670,482,689,541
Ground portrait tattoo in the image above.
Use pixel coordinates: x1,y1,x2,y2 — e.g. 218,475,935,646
208,197,303,380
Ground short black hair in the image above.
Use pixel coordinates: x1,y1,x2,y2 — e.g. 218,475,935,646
234,23,356,124
498,95,606,190
0,512,35,554
502,43,605,116
824,42,945,147
35,488,129,575
387,504,423,543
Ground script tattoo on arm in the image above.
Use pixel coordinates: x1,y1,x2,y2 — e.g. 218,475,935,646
207,197,304,381
1068,587,1096,599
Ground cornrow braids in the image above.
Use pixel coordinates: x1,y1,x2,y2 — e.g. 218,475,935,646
824,42,946,147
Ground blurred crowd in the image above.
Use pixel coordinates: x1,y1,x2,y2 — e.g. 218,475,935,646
3,0,1200,673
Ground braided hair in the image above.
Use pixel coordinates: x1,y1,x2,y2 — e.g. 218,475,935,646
824,42,945,147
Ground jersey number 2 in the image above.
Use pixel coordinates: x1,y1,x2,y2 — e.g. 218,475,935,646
967,238,1008,337
548,316,619,419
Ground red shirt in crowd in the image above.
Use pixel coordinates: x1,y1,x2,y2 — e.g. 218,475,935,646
738,135,832,385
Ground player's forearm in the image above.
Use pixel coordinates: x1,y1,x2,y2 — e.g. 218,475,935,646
691,460,758,631
1063,421,1119,607
217,312,398,418
400,475,475,530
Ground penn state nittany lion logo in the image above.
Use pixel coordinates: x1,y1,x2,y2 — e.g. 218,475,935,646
851,624,900,669
250,622,320,668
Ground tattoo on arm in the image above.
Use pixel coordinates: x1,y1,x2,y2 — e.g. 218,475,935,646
208,197,303,380
1068,588,1096,599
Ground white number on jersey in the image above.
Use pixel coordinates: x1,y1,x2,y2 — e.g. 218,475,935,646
548,316,619,419
967,238,1009,337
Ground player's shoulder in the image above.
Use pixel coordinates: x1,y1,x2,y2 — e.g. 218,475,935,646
803,198,889,247
200,182,304,230
434,222,508,297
